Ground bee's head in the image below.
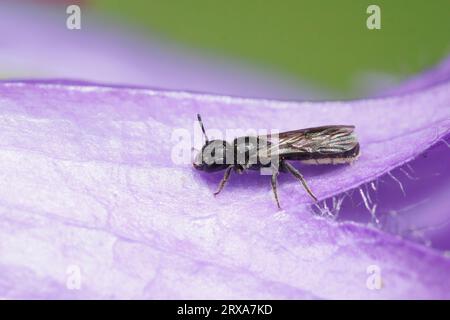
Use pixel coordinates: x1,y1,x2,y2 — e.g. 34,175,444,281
193,139,231,171
193,114,231,172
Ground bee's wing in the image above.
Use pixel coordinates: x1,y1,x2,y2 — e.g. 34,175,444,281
260,125,358,158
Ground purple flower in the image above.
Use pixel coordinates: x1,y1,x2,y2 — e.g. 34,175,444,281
1,4,449,299
0,3,322,101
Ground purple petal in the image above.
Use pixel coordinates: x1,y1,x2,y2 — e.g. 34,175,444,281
1,80,449,299
380,55,450,96
0,4,322,100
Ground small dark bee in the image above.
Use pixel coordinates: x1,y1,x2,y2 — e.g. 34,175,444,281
193,114,360,208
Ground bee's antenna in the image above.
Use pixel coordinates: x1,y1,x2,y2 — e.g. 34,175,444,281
197,114,209,143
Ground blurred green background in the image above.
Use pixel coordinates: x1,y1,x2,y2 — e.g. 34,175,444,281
94,0,450,96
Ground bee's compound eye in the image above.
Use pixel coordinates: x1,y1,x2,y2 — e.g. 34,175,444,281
193,152,203,167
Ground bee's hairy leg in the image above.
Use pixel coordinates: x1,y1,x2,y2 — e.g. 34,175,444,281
234,165,244,174
281,160,318,202
271,166,281,209
213,165,234,196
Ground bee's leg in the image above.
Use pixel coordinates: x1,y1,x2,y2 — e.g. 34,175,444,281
271,167,281,209
234,165,244,174
214,165,234,196
281,160,318,202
